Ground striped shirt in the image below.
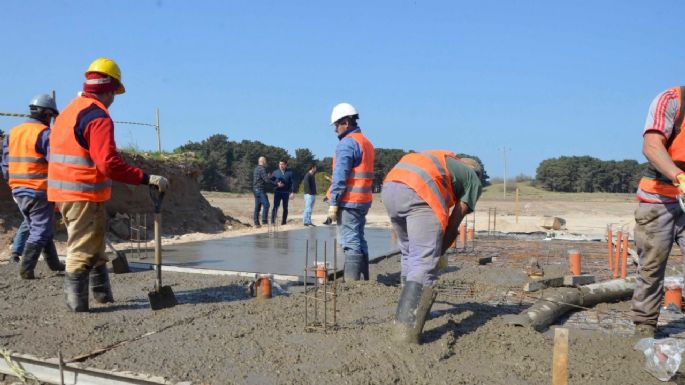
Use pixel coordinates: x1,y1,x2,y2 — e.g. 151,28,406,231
637,87,681,203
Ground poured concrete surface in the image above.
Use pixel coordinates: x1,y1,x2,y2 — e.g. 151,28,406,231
128,226,397,279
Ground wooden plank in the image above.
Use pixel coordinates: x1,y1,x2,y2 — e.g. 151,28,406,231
563,275,595,286
552,327,569,385
523,277,564,292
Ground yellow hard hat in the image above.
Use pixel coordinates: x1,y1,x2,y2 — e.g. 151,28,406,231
85,58,125,94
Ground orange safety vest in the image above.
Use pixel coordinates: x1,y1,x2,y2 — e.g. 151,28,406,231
7,122,49,190
326,131,375,205
639,86,685,198
384,150,458,230
47,96,112,202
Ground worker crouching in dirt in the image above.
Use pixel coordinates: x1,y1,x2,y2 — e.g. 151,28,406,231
47,58,168,312
633,86,685,337
1,94,65,278
382,151,482,343
325,103,375,281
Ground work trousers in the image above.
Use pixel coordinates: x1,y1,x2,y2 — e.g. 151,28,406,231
632,202,685,326
14,195,54,247
303,194,315,225
337,206,369,257
272,191,289,225
253,190,270,225
381,181,443,287
58,201,108,274
11,219,29,255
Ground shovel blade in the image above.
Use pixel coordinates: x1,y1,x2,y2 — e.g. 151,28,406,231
111,252,131,274
148,286,177,310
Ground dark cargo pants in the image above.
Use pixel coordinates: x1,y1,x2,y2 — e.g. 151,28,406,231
632,202,685,326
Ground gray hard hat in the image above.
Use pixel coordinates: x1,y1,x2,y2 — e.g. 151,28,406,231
29,94,58,114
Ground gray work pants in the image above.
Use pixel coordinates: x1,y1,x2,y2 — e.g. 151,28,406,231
381,181,443,286
632,202,685,326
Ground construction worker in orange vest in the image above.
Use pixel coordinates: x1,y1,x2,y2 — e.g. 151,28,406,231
382,151,482,343
633,86,685,338
48,58,168,312
325,103,375,281
1,94,65,278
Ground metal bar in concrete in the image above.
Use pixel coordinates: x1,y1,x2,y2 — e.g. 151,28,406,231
0,351,172,385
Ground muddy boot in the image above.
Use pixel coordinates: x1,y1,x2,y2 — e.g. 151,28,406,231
19,242,42,279
90,264,114,304
391,281,437,344
344,253,364,282
42,240,65,272
361,252,370,281
64,271,90,312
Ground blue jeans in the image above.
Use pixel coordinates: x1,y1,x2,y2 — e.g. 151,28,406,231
271,191,290,224
303,194,315,225
14,196,54,247
337,207,369,256
253,190,270,225
11,219,30,255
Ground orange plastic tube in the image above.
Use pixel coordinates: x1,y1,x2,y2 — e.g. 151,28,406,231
568,249,581,276
621,234,629,279
614,230,622,279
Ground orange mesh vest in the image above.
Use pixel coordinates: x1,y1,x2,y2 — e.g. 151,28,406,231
7,122,49,190
639,86,685,198
326,131,375,204
384,150,458,230
47,96,113,202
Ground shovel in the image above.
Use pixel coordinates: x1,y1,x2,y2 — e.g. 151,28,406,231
105,238,131,274
147,186,177,310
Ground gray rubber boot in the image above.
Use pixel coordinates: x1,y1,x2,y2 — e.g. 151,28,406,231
19,242,42,279
90,264,114,304
64,271,90,312
391,281,437,344
42,240,65,272
344,252,365,282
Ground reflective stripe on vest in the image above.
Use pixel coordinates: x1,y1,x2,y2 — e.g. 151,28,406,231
384,150,458,229
7,122,49,190
640,86,685,198
48,96,113,202
326,131,375,205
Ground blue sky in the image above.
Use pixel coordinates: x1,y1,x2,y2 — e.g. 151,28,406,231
1,1,683,178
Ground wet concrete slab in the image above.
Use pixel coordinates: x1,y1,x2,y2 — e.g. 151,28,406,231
127,226,397,280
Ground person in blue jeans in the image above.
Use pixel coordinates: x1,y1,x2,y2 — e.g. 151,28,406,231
10,219,29,263
253,156,281,227
302,163,317,226
271,159,294,225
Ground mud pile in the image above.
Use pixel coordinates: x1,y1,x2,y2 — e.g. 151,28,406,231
0,152,233,252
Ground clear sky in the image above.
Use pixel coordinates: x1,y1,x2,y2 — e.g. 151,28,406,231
1,1,683,178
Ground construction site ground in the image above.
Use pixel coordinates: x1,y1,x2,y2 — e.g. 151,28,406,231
2,187,684,384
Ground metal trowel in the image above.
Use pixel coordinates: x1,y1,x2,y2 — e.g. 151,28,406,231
148,187,177,310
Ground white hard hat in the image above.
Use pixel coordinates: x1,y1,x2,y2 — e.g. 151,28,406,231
330,102,358,125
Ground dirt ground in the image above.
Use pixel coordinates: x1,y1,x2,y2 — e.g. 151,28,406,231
2,190,678,385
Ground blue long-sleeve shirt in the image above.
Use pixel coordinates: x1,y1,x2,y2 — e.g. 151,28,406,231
272,168,294,193
329,127,371,209
1,118,50,198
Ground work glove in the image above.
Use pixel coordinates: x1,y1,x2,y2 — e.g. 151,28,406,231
327,205,339,223
676,173,685,195
148,174,169,192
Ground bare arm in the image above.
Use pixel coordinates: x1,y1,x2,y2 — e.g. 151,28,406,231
441,201,470,255
643,132,682,181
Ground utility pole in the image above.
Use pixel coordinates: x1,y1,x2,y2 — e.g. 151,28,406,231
500,147,510,199
155,108,161,154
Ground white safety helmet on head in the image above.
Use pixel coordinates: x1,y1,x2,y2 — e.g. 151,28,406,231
330,102,358,125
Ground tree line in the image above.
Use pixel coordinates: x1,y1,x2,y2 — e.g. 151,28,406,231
173,134,489,193
534,156,647,193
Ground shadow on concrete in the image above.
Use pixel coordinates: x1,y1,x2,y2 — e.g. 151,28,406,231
377,272,402,286
423,301,524,344
174,284,251,305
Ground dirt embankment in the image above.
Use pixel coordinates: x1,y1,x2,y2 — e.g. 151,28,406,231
0,153,235,254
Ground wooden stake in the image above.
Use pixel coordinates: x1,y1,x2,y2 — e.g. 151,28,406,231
552,327,569,385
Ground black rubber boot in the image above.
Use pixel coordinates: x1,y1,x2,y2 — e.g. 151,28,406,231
361,251,370,281
90,264,114,304
42,240,65,272
19,242,42,279
64,271,90,312
391,281,437,344
344,253,365,282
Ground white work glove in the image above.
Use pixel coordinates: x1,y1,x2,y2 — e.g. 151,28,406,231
148,175,169,192
327,205,339,223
